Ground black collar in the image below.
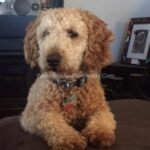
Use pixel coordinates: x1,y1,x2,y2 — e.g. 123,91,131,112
53,75,87,88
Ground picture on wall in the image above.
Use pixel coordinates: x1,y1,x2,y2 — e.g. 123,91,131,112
127,24,150,60
121,17,150,65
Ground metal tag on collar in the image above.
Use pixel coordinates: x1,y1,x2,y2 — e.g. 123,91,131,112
65,82,70,88
77,75,87,87
63,94,77,111
64,80,75,88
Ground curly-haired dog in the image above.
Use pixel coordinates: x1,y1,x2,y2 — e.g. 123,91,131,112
20,8,116,150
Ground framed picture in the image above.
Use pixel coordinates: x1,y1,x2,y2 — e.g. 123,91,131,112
121,17,150,65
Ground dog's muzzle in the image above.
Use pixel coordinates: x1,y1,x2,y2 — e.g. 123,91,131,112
47,52,61,71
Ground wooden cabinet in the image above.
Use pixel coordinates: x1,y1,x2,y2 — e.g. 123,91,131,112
101,62,150,100
0,15,35,118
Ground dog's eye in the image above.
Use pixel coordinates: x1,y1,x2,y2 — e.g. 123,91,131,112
42,30,50,38
67,29,78,38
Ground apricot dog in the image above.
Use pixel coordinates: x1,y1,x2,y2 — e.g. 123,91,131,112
21,8,116,150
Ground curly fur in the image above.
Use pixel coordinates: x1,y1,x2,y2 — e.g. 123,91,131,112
80,10,114,70
24,20,40,67
21,8,116,150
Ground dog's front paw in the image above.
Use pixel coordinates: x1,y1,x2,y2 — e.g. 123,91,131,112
52,132,87,150
82,128,115,148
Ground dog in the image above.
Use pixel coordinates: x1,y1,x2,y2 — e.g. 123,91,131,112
20,8,116,150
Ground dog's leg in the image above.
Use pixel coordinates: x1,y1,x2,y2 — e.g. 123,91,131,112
82,105,116,147
21,105,87,150
38,112,87,150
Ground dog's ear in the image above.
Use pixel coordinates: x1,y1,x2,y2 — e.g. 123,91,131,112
24,19,39,68
81,10,114,71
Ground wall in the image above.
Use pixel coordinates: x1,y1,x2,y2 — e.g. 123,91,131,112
64,0,150,62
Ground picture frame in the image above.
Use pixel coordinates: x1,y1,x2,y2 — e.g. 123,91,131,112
121,17,150,65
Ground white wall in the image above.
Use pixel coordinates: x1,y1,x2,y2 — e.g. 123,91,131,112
64,0,150,62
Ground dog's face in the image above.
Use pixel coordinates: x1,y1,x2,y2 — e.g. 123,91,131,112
36,9,88,73
24,8,113,74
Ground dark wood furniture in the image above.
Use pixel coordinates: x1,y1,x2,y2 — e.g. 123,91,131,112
101,62,150,100
0,15,36,118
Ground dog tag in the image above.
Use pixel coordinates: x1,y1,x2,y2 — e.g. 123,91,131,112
63,95,77,111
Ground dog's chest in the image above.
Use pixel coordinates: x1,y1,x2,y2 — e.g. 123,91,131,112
60,84,103,123
41,78,104,124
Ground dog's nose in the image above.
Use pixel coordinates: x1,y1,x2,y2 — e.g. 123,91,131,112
47,53,61,70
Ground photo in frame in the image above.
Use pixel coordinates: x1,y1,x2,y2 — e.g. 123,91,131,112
121,17,150,65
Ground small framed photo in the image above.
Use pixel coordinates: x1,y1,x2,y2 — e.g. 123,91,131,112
121,18,150,65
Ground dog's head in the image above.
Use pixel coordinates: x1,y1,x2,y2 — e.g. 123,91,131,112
24,8,113,74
